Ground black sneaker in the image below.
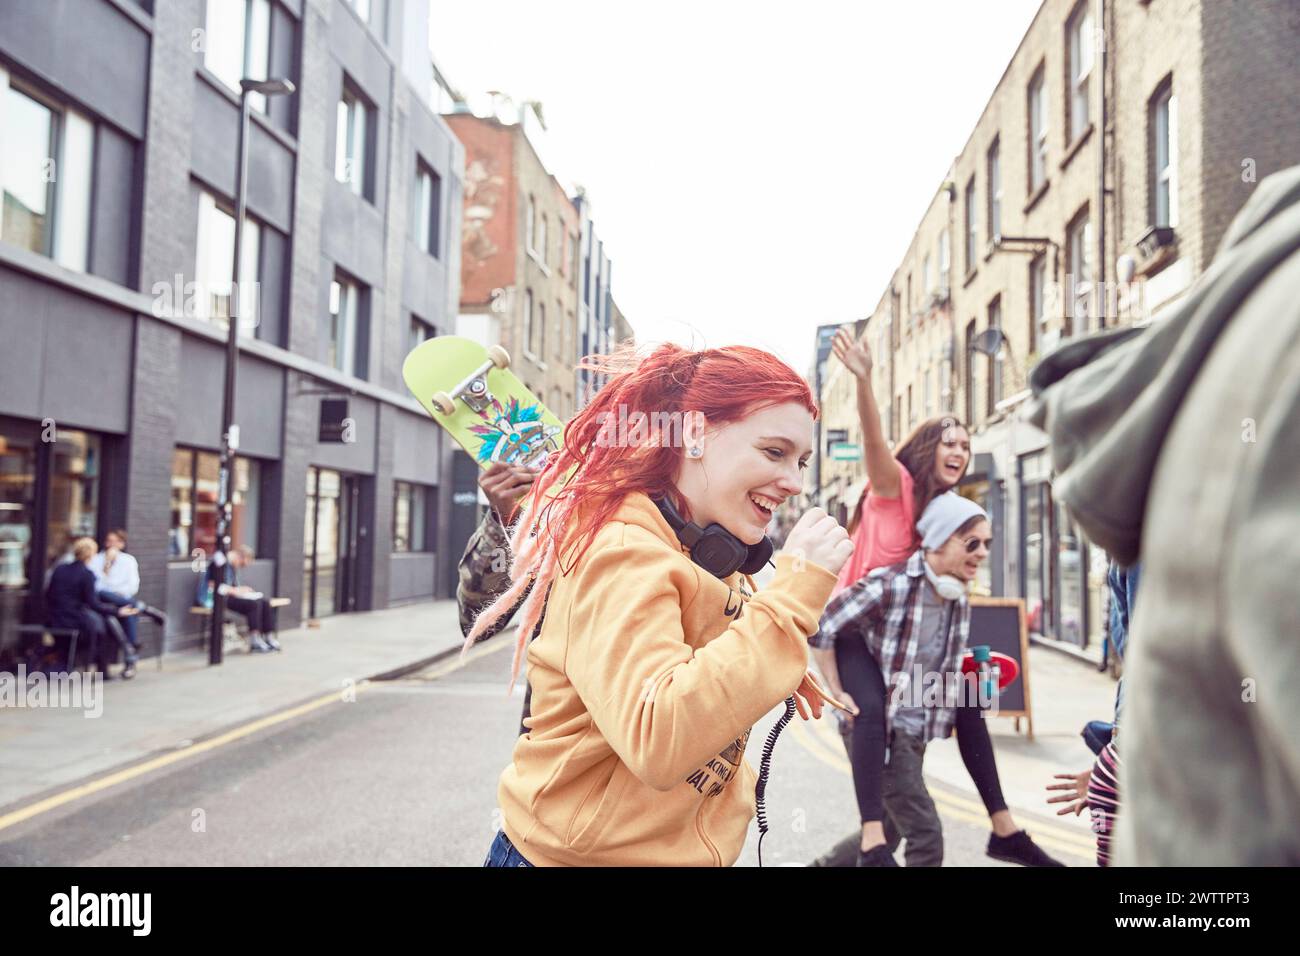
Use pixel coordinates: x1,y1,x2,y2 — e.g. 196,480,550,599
856,844,900,867
987,830,1065,867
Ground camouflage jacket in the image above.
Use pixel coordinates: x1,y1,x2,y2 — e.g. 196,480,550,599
457,510,531,640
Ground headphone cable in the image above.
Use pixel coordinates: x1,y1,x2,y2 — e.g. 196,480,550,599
755,695,797,868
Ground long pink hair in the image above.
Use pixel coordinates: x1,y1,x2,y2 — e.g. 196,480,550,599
464,341,818,689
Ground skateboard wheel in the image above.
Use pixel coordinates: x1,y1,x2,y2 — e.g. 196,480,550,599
488,345,510,369
431,391,455,415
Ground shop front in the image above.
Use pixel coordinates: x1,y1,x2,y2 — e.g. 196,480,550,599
1018,449,1107,653
0,416,106,666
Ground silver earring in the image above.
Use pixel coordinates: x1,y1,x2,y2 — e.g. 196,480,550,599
688,446,703,458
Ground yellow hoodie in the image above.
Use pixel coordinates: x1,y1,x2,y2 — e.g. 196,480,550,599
497,491,838,866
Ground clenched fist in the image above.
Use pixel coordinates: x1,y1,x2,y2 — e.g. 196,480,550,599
781,507,853,575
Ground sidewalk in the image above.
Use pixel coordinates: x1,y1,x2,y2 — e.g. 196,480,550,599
0,600,466,811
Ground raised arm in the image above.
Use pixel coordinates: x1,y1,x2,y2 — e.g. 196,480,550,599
563,525,839,791
832,326,901,499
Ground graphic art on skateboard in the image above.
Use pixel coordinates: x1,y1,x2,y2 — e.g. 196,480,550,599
402,336,564,470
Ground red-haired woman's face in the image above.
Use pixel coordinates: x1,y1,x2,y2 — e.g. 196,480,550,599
675,401,812,545
934,425,971,487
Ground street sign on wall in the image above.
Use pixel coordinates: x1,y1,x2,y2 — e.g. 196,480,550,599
829,442,860,460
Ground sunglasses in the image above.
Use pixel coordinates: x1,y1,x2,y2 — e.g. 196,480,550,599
963,536,993,554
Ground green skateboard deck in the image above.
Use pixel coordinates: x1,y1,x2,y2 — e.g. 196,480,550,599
402,336,564,470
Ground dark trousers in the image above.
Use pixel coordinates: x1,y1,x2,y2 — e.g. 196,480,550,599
227,595,275,634
881,730,944,866
74,607,134,672
810,726,945,866
97,590,141,648
810,636,1009,866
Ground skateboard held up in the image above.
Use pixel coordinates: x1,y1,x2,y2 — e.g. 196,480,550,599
402,336,564,470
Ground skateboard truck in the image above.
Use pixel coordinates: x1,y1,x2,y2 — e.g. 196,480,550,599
431,345,510,416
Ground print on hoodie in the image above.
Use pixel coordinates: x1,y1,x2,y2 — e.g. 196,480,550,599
686,729,751,797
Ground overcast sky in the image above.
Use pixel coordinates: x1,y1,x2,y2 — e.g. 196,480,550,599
430,0,1044,375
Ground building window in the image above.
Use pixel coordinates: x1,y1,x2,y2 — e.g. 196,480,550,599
1028,64,1048,193
987,138,1002,243
1067,208,1093,334
964,318,978,426
335,81,371,199
924,366,933,419
537,302,546,360
987,295,1003,415
1067,3,1094,142
537,214,548,266
196,188,261,335
1029,254,1047,354
170,449,259,559
328,273,364,377
938,228,950,291
412,159,441,257
964,177,977,273
408,314,435,355
906,385,914,431
526,196,536,255
555,299,565,361
393,481,431,552
523,288,535,358
0,72,93,271
1151,81,1179,228
203,0,272,113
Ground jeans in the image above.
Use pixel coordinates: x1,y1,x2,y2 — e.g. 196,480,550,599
483,829,534,867
97,590,142,649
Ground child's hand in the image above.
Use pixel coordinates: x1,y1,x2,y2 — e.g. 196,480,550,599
1046,769,1092,816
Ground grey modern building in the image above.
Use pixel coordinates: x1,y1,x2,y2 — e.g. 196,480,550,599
0,0,467,663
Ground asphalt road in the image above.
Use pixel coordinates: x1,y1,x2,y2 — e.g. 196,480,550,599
0,634,1091,867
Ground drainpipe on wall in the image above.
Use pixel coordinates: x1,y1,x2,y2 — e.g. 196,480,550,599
1096,0,1108,328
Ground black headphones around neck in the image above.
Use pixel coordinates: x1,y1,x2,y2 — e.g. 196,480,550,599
653,496,774,579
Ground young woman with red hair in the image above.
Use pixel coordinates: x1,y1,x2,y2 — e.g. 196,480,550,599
469,343,852,867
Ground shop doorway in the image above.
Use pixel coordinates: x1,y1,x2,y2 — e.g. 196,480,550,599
0,418,102,664
303,467,360,620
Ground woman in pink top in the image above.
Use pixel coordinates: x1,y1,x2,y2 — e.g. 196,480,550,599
812,328,1059,867
829,326,972,593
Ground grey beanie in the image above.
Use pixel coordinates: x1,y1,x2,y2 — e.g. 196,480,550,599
917,492,988,550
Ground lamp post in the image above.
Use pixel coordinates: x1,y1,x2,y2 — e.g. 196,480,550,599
209,76,295,665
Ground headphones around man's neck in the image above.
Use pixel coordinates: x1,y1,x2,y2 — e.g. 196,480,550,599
653,496,774,579
923,560,968,601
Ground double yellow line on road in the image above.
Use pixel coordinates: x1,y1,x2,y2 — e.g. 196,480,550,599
0,637,517,834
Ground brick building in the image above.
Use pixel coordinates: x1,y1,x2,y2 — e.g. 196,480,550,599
0,0,467,664
447,108,583,420
815,0,1300,658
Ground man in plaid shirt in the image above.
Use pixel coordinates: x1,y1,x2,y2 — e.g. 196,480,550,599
810,493,1062,868
811,548,970,743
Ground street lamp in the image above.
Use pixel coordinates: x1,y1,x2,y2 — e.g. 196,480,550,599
210,75,295,665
